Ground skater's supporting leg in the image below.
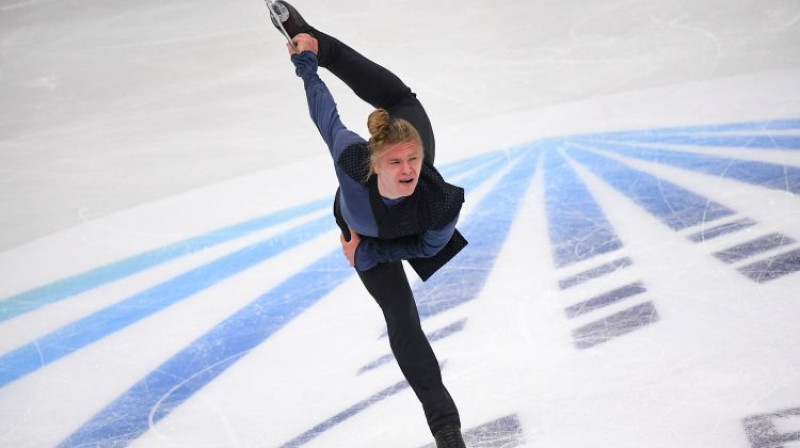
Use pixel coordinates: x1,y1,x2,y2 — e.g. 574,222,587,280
356,261,461,434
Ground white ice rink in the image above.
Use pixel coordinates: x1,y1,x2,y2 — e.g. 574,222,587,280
1,1,800,447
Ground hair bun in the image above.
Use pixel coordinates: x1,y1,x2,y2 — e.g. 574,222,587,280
367,109,392,144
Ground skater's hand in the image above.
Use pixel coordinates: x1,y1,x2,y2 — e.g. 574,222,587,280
288,33,318,55
340,227,360,267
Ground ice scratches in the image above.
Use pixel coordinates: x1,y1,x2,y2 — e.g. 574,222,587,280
739,248,800,283
279,362,446,448
714,233,796,264
573,302,660,350
359,319,467,375
743,406,800,448
545,149,658,349
565,281,647,319
416,414,525,448
567,123,800,284
558,257,632,289
687,218,758,242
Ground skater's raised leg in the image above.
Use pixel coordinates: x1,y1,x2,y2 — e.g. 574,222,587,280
271,1,436,163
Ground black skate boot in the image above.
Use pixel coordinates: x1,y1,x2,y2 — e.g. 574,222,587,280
267,1,311,38
434,425,467,448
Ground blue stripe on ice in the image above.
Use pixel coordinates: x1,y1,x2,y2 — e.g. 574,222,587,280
582,118,800,140
565,146,735,231
604,134,800,150
56,249,353,448
582,139,800,194
543,148,623,268
0,216,334,387
0,198,331,323
416,147,540,319
0,152,498,325
55,150,512,448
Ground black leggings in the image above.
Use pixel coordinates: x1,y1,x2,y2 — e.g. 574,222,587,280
312,29,460,433
314,29,436,164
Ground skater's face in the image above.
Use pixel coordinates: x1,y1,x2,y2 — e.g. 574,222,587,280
373,140,423,199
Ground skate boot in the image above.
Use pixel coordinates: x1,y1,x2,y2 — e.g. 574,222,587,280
267,1,311,38
434,425,467,448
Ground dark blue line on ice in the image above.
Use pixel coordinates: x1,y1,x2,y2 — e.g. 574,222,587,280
415,147,541,319
565,282,647,319
687,218,758,243
714,233,796,264
584,140,800,194
56,150,516,447
739,248,800,283
56,249,354,448
566,146,735,231
558,257,633,289
543,149,623,268
0,198,330,323
0,217,336,387
416,414,526,448
573,301,660,349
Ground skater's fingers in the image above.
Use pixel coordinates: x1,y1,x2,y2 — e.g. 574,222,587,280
292,33,319,55
340,228,360,267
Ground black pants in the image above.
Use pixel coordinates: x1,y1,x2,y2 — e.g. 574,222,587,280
312,29,461,434
313,29,436,164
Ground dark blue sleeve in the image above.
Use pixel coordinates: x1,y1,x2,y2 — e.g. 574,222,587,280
291,51,362,159
353,214,460,271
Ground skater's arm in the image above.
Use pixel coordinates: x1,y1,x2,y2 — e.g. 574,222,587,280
351,215,459,271
291,51,362,159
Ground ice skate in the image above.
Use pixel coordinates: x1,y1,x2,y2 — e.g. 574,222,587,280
266,1,310,38
434,425,467,448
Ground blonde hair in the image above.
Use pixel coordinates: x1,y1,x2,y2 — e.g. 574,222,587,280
366,109,423,178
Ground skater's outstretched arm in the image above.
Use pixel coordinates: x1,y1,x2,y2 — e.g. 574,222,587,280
290,34,361,161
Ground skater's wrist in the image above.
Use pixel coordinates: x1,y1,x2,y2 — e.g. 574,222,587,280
290,51,319,79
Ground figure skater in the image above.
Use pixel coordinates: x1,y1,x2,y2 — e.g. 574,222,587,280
270,2,468,446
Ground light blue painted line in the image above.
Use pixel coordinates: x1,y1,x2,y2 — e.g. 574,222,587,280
55,151,514,447
543,149,623,268
581,118,800,141
437,150,510,179
415,147,541,319
566,145,735,231
0,198,331,323
601,133,800,150
0,152,499,324
56,249,354,448
581,139,800,194
0,216,335,387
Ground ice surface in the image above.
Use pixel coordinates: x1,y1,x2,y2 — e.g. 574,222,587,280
1,0,800,447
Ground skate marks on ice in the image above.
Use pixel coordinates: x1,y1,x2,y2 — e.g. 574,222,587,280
570,119,800,283
415,414,526,448
539,118,800,349
744,406,800,448
277,150,541,447
1,118,799,446
543,148,659,349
